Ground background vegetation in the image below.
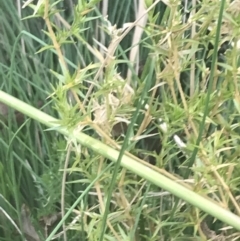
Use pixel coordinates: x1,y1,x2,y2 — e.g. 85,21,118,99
1,0,240,240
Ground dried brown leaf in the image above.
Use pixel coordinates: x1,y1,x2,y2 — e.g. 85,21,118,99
20,204,41,241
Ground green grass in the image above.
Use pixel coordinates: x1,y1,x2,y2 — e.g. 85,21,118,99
1,0,240,240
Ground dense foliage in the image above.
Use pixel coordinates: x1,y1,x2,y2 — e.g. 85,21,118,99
1,0,240,240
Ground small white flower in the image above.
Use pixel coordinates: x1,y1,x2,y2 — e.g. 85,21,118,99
174,135,186,149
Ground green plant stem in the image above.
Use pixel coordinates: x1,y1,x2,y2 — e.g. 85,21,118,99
46,163,114,241
185,0,226,178
1,90,240,231
99,67,152,240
